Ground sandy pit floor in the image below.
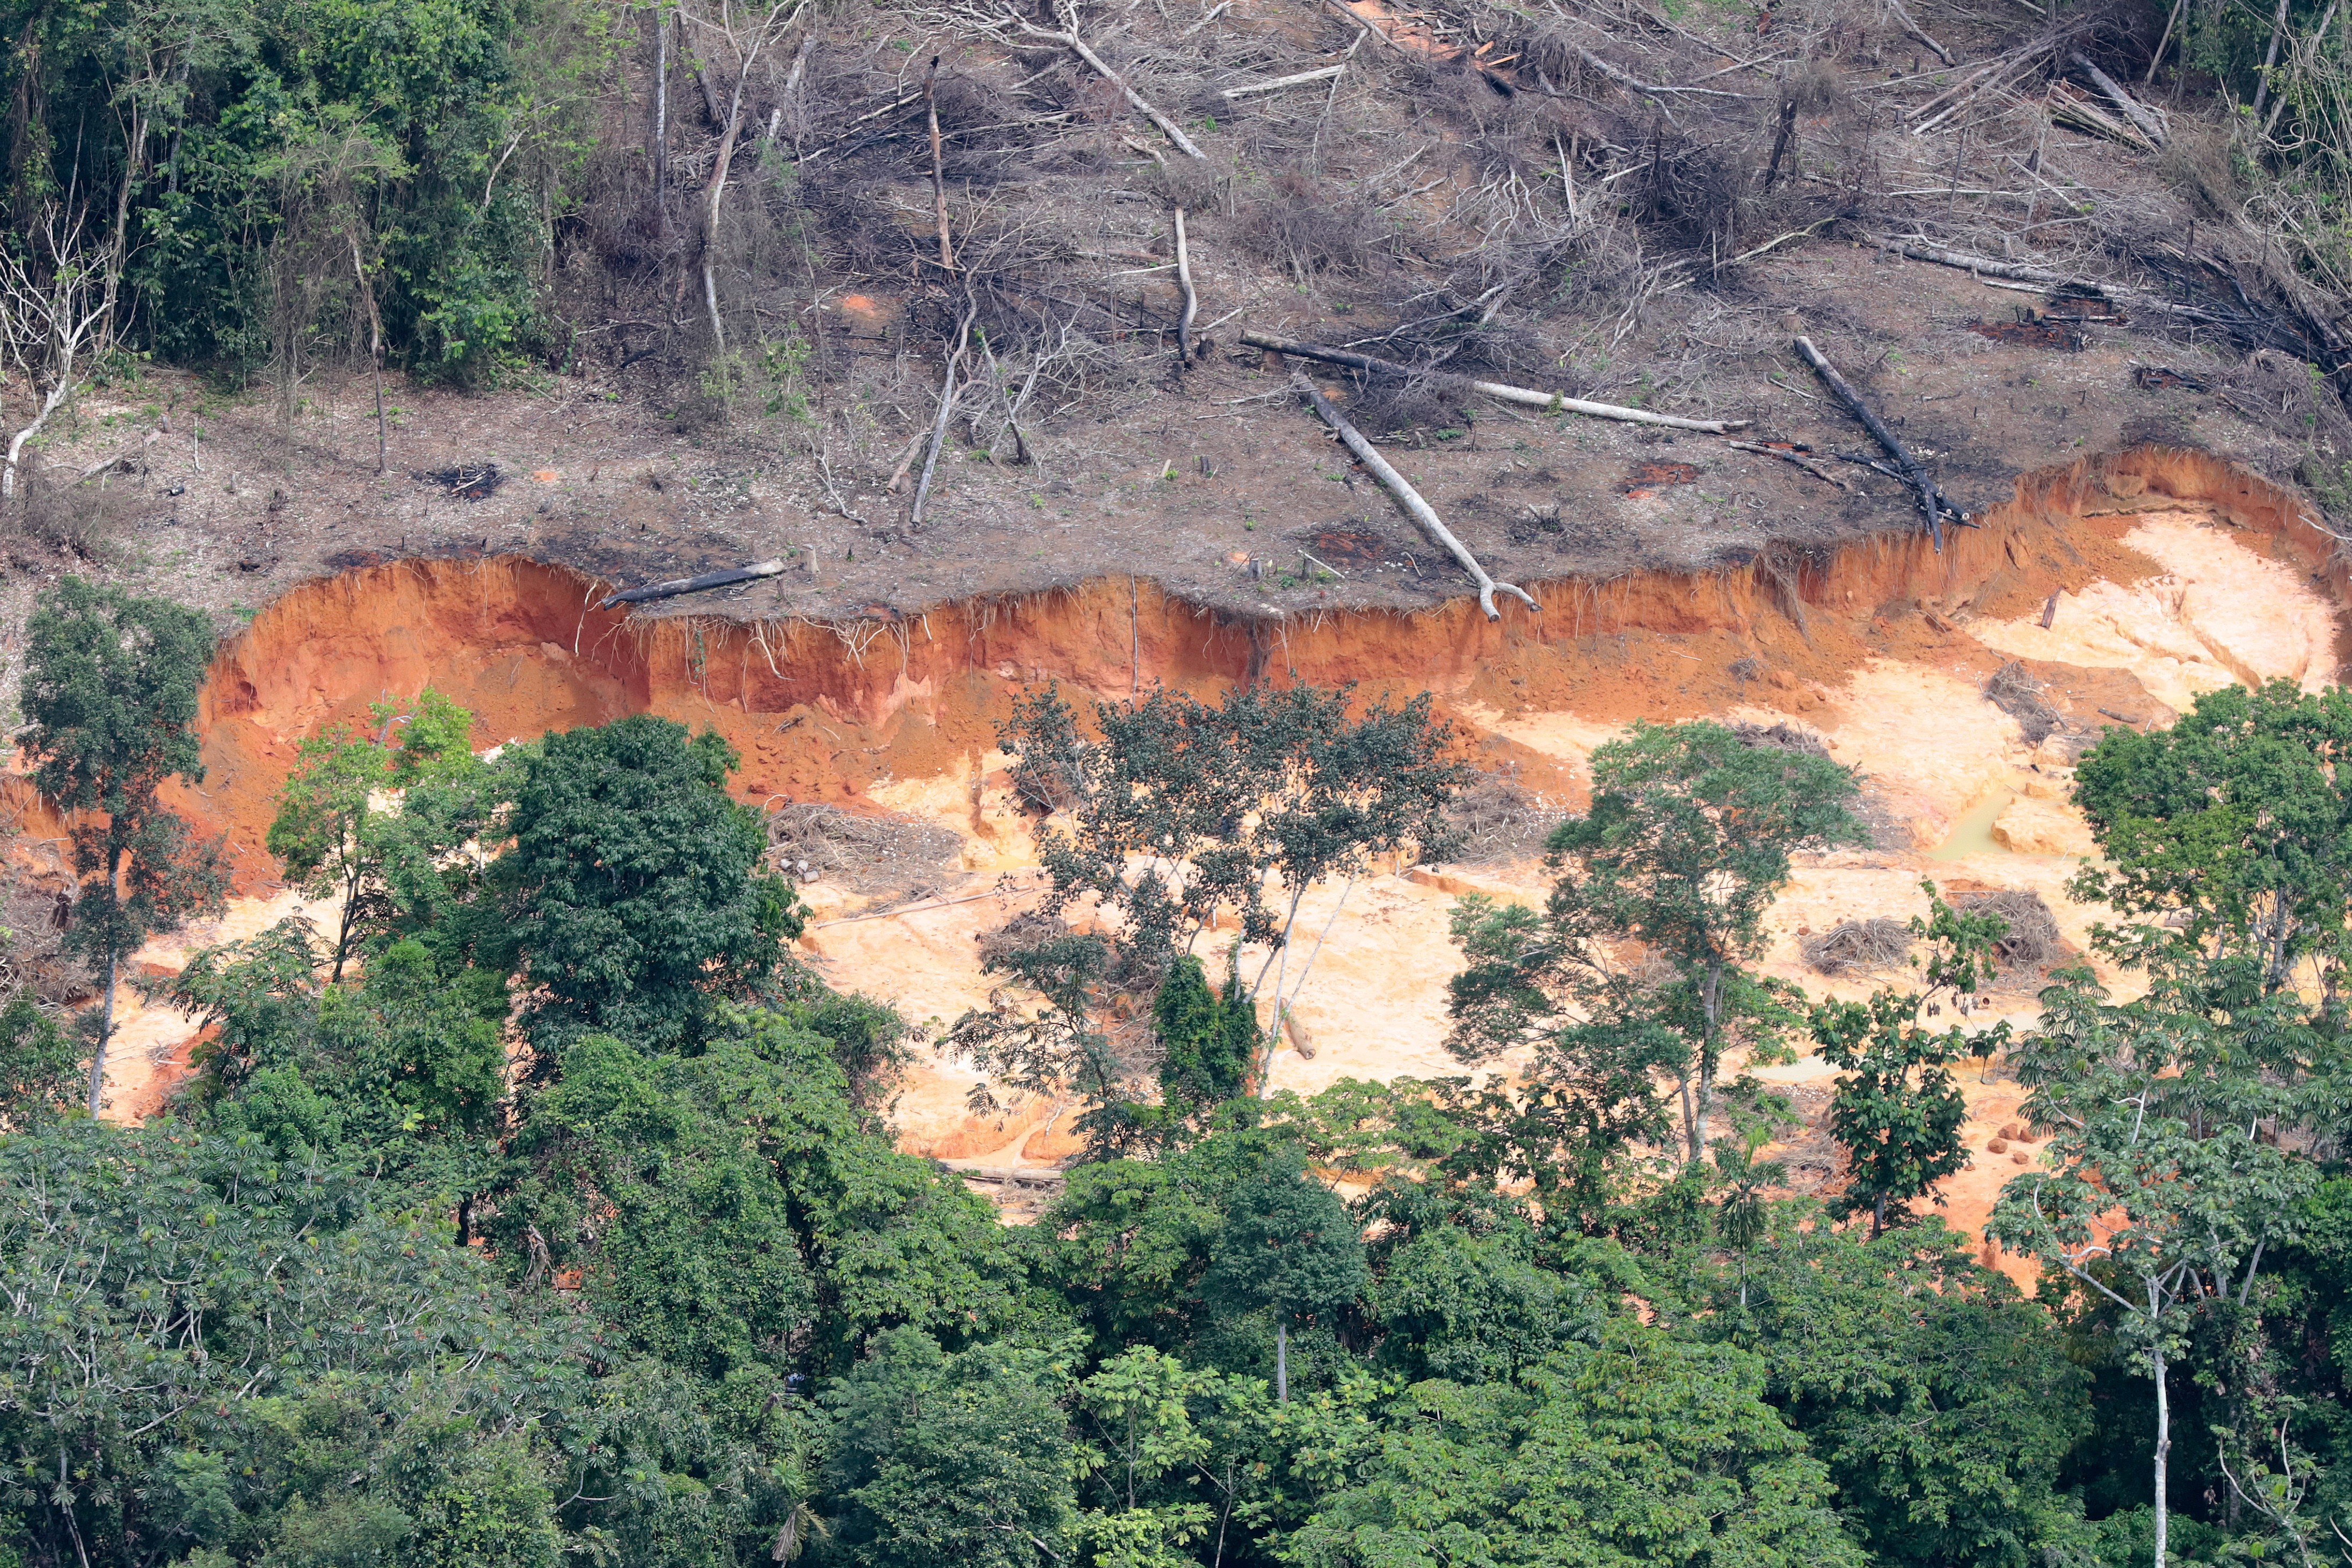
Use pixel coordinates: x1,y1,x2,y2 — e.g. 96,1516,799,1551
71,509,2341,1278
782,509,2339,1275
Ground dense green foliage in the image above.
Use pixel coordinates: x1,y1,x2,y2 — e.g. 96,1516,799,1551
265,687,480,980
25,688,2352,1568
0,0,621,383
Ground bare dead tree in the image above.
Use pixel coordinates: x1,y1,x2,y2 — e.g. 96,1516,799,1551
679,0,809,351
0,209,111,501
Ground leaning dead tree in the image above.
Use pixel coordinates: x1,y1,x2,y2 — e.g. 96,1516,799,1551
1794,336,1968,550
0,209,111,500
1287,370,1536,621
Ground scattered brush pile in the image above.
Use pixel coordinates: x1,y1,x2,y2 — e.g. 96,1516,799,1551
1984,662,2064,746
765,802,965,904
974,910,1071,971
1444,774,1570,864
1736,720,1833,759
1956,887,2067,981
1803,917,1914,976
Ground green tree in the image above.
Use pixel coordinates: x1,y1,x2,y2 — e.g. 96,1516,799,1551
1072,1346,1221,1567
21,576,225,1115
1154,952,1259,1113
1706,1219,2094,1567
0,1119,562,1567
951,683,1463,1150
2071,680,2352,996
265,686,480,979
493,1009,1029,1379
489,714,803,1053
0,995,80,1128
1369,1215,1607,1383
1447,720,1867,1166
822,1327,1078,1568
1712,1128,1783,1308
1284,1317,1866,1568
1199,1146,1368,1403
1811,883,2010,1238
1987,971,2316,1568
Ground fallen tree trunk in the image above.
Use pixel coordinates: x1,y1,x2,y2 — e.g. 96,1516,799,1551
1793,336,1966,549
1241,330,1747,432
1874,237,2241,328
2047,83,2157,151
1286,370,1537,621
2070,51,2166,145
1885,0,1954,65
600,559,786,608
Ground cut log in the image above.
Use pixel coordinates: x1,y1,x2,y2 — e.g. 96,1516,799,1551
1286,370,1537,620
1240,330,1747,432
599,559,786,608
1792,336,1968,549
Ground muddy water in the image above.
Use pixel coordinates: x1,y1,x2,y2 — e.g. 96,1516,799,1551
19,446,2348,1277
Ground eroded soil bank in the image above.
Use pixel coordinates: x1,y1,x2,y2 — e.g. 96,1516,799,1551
17,442,2344,1259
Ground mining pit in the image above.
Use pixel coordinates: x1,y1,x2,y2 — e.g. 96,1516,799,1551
12,441,2343,1270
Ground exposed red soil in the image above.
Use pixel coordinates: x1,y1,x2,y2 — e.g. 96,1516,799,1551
14,440,2346,1282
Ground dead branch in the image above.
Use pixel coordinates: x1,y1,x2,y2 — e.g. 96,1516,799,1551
1909,38,2063,133
682,0,804,351
1726,439,1854,490
1013,16,1207,158
1223,65,1345,98
1286,369,1537,621
1317,0,1407,54
600,559,786,608
1571,45,1682,125
1240,330,1749,433
912,310,975,529
0,207,111,500
1793,336,1967,549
